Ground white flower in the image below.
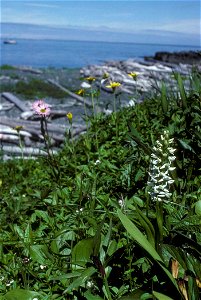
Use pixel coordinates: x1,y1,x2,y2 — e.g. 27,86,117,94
86,280,94,288
76,208,84,213
40,265,47,270
168,156,176,162
160,163,169,170
167,148,176,154
6,279,14,286
95,159,101,165
147,130,176,203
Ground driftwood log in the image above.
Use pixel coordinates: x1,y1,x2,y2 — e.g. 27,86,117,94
2,145,57,156
47,79,102,112
0,89,88,158
2,92,28,112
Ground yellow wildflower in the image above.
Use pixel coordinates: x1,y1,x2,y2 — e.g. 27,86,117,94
13,125,23,132
76,89,85,96
128,72,138,80
85,76,96,83
106,81,121,92
66,112,73,122
102,72,109,79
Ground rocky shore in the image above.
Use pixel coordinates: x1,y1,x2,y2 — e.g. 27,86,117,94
0,50,200,159
145,50,201,65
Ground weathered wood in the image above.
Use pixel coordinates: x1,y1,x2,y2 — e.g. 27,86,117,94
1,92,28,112
0,125,32,137
0,117,66,134
0,102,15,111
2,145,58,156
15,66,43,74
0,117,87,144
47,79,101,111
0,133,19,143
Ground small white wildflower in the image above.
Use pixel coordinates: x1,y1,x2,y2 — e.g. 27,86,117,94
76,208,84,213
6,279,14,286
94,159,101,165
160,163,169,170
156,141,162,147
40,265,47,270
168,156,176,162
167,148,176,154
86,280,94,288
169,167,176,171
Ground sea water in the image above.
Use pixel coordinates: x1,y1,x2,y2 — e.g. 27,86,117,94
1,39,200,68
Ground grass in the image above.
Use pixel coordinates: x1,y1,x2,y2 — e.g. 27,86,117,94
0,68,201,300
0,78,68,99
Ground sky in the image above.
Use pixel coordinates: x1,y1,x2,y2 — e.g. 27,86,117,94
1,0,201,45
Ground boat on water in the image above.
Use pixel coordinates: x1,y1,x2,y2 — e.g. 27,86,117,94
3,40,17,45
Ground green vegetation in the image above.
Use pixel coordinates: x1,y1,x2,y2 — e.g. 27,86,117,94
0,78,68,99
0,70,201,299
0,65,16,70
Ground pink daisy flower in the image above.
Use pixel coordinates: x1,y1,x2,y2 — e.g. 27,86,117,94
32,100,51,117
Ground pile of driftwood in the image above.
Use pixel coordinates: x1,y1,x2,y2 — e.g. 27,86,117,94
0,83,95,159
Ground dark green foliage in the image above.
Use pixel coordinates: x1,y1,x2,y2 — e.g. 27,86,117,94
14,79,68,98
0,64,16,70
0,71,200,299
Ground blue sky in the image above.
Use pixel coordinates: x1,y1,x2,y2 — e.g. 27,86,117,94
1,1,200,45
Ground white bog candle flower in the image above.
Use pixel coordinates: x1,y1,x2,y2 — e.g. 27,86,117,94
147,130,176,202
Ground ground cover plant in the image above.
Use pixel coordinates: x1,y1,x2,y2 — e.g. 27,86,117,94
0,69,201,300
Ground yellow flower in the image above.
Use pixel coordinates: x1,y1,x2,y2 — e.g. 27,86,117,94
128,72,138,80
13,125,23,132
106,81,121,91
76,89,85,96
102,72,109,79
85,76,96,83
66,112,73,122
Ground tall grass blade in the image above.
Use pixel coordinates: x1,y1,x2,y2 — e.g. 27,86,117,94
161,81,168,114
176,73,187,109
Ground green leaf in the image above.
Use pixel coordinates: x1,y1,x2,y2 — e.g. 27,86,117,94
72,238,94,267
63,266,96,294
24,223,32,244
161,81,168,114
127,125,152,155
84,290,104,300
117,210,180,293
29,244,50,265
176,73,187,109
135,207,155,248
118,289,147,299
107,240,117,256
178,139,196,154
153,291,174,300
4,289,40,300
118,209,162,261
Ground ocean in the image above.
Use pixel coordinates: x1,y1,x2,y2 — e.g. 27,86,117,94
1,39,200,68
